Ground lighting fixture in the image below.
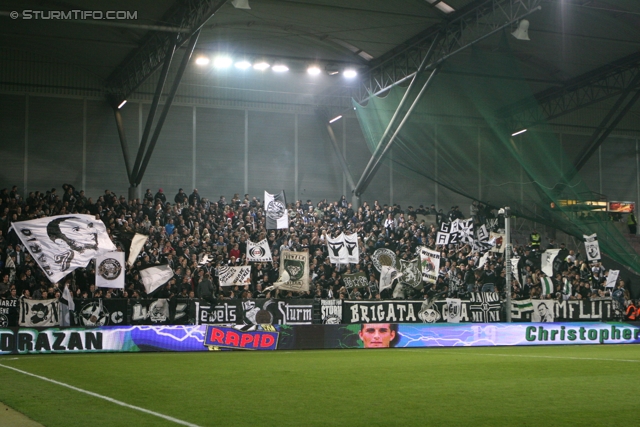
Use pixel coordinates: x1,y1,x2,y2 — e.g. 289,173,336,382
195,56,210,66
272,63,289,72
231,0,251,9
427,0,455,14
234,60,252,70
329,115,342,124
512,19,530,41
253,60,270,71
117,100,127,109
307,65,321,75
511,129,527,136
343,68,357,78
213,56,233,68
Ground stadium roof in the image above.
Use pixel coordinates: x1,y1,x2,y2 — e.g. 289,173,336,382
1,0,640,133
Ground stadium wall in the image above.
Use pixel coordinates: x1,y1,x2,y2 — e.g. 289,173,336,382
1,92,639,211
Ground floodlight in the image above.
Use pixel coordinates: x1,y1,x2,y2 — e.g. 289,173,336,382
329,115,342,124
272,63,289,72
511,129,527,136
213,56,233,68
307,65,321,75
234,60,252,70
343,68,357,78
117,100,127,109
253,60,270,71
195,56,210,66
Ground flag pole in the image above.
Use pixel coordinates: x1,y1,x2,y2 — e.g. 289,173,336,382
503,207,512,323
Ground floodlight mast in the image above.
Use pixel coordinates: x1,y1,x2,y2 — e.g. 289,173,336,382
504,206,512,322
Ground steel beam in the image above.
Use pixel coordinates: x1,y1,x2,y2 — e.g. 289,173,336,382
355,67,440,197
105,0,228,102
500,51,640,131
129,38,178,184
317,112,356,192
572,87,640,176
353,0,543,103
113,109,133,183
134,31,201,185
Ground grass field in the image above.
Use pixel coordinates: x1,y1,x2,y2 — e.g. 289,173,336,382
1,345,638,427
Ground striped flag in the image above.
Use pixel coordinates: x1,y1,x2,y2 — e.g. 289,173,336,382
265,190,288,230
540,276,554,296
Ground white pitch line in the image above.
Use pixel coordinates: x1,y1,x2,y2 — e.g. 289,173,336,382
0,363,202,427
475,353,640,363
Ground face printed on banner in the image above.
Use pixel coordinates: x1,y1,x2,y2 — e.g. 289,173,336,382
47,217,98,253
359,323,396,348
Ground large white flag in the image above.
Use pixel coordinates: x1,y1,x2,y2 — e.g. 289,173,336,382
265,190,288,230
20,298,59,327
327,233,346,264
95,251,125,289
327,233,359,264
139,264,173,294
247,239,272,262
218,266,252,286
419,246,440,284
127,233,148,266
11,215,116,283
541,249,560,276
343,233,359,264
584,233,601,261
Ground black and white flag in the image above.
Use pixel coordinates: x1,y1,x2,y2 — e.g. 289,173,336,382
531,300,555,322
419,247,440,284
343,272,368,289
95,251,125,289
20,298,59,327
379,266,402,292
247,239,272,262
11,215,116,283
456,219,474,244
469,292,501,322
343,233,359,264
273,250,309,292
128,233,148,266
327,233,345,264
436,231,450,246
218,266,252,287
476,224,490,242
139,264,174,294
265,190,288,230
400,258,422,289
60,283,75,327
584,233,601,261
445,298,462,323
541,249,560,277
327,233,359,264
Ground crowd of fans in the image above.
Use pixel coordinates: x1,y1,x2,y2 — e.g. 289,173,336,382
0,183,636,318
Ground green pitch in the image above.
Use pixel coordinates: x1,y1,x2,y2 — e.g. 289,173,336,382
1,345,638,427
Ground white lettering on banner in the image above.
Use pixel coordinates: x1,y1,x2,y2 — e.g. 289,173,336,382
198,303,237,324
277,301,312,324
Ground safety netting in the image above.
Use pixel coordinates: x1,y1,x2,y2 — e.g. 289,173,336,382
353,32,640,274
